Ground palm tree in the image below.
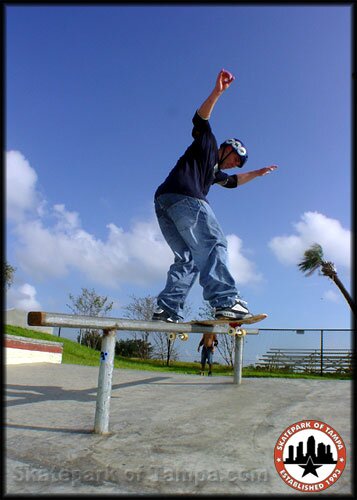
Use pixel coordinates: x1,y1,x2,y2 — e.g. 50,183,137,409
298,243,356,316
4,262,16,290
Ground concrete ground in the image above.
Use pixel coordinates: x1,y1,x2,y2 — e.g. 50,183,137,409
5,363,352,495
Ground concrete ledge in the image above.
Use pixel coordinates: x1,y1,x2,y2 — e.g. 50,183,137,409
4,335,63,365
6,308,54,335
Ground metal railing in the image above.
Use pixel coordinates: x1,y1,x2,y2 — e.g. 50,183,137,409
27,311,258,435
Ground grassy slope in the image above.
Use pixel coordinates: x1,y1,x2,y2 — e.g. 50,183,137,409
4,325,351,379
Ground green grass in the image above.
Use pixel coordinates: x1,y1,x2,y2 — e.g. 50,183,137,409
5,324,104,367
5,325,352,380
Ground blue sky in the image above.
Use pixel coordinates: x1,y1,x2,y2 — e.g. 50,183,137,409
5,5,353,363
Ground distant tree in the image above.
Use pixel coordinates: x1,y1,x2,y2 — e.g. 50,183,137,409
122,295,159,360
198,302,235,367
67,287,114,317
115,339,153,358
79,330,102,351
66,287,114,347
122,294,191,364
298,243,355,316
4,262,16,290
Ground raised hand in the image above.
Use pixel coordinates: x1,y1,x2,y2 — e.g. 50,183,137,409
215,69,235,93
198,69,236,120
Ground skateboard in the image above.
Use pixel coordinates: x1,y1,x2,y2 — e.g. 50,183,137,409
190,313,267,337
167,314,267,340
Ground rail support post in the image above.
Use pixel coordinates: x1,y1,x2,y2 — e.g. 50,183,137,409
233,334,244,385
94,329,116,434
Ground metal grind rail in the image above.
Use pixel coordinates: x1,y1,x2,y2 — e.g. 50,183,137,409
27,311,259,434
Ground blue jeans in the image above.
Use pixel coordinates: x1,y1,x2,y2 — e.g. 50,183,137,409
155,193,239,320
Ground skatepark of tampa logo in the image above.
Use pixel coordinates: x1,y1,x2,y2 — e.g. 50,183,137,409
274,420,346,492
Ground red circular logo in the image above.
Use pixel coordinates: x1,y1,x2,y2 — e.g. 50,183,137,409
274,420,346,492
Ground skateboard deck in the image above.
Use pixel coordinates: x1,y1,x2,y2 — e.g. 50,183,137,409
168,314,267,340
190,313,267,336
191,313,267,327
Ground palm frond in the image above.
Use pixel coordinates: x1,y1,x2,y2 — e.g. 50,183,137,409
297,244,355,316
297,243,324,276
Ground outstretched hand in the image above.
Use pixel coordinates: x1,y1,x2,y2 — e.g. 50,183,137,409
215,69,235,93
236,165,278,187
257,165,278,176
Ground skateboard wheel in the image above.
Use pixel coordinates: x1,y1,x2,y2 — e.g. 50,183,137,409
228,327,236,336
179,333,189,341
168,333,176,341
236,328,247,337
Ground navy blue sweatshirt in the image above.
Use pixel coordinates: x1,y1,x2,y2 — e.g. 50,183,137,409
155,111,237,202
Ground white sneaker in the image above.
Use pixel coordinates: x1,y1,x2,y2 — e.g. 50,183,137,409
152,308,179,323
215,299,252,320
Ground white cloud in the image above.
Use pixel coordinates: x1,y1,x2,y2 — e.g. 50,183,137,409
322,290,340,303
227,234,263,285
6,150,263,290
6,283,41,311
269,211,351,269
13,212,173,287
13,210,262,289
5,150,42,221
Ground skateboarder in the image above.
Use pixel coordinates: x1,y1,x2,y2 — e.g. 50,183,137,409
152,69,277,323
198,333,218,376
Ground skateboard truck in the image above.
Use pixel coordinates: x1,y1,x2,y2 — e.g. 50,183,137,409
227,325,247,337
168,332,189,341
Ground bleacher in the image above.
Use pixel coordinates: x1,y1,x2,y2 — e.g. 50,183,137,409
256,348,354,374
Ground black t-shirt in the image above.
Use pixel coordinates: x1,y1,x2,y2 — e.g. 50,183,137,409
155,111,237,202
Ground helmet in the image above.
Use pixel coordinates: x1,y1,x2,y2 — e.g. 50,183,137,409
220,138,248,168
